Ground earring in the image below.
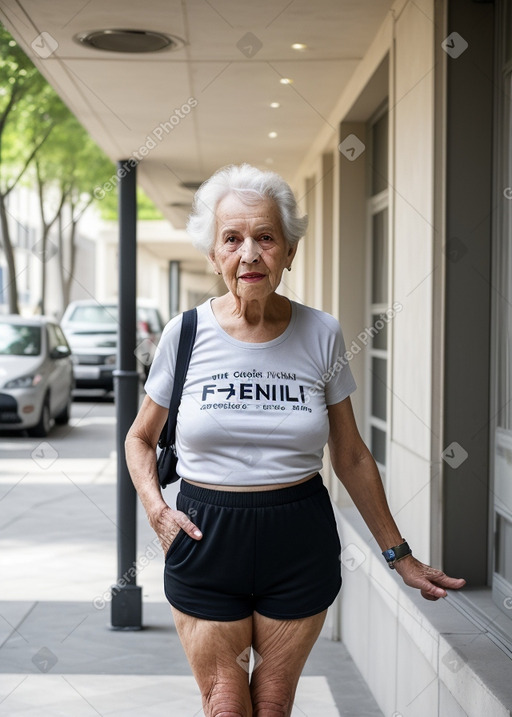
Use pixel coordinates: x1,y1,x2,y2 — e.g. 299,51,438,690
287,266,292,272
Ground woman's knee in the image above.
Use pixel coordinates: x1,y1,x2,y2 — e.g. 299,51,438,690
250,677,294,716
202,676,252,717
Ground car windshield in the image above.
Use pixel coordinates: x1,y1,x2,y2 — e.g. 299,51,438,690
68,305,118,324
0,324,41,356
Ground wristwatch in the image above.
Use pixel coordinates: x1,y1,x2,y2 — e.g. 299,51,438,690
382,540,412,569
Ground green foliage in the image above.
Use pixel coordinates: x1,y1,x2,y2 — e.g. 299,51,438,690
0,23,165,312
0,24,163,220
135,189,165,220
97,185,165,221
0,25,49,191
31,100,116,207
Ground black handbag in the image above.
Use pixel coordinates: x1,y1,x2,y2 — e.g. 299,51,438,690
156,308,197,488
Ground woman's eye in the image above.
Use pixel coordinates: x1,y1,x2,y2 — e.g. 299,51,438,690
260,235,273,242
226,236,238,244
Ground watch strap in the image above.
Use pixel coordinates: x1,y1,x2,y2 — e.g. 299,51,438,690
382,540,412,569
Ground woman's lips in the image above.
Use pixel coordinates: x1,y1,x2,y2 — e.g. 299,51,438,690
239,273,266,282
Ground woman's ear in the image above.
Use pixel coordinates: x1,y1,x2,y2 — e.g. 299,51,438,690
287,243,298,264
207,252,220,275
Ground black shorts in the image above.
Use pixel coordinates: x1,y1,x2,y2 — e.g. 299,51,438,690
163,473,342,621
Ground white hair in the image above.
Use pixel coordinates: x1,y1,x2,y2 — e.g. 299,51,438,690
186,163,308,254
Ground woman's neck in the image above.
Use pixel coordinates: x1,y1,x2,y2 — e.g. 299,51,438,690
211,292,291,342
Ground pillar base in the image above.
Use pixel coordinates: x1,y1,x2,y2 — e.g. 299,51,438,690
111,584,142,630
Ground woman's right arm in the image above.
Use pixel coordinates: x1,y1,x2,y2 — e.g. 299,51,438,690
125,395,202,554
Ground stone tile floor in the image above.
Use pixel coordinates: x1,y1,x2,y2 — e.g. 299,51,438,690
0,600,383,716
0,400,382,716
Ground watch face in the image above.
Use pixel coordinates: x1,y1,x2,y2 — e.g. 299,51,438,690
383,549,396,561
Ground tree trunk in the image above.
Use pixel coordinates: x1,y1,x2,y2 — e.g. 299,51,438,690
65,218,78,308
0,192,19,314
60,196,92,313
57,211,66,316
39,224,50,315
36,168,68,316
57,201,79,315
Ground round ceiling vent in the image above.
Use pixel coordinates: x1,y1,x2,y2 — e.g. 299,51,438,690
74,29,184,53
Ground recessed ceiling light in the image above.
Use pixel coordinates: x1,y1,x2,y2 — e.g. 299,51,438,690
268,132,278,139
291,43,307,51
280,78,293,85
74,29,184,53
270,102,280,108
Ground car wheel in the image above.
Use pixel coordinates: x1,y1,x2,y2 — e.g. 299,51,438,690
28,396,51,438
55,393,72,425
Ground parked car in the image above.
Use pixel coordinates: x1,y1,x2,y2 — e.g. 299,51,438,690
61,299,165,391
0,315,74,436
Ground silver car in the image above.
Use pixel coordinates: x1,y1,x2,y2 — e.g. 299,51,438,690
61,299,164,391
0,316,74,436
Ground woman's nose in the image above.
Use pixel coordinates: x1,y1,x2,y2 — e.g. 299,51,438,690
238,237,262,263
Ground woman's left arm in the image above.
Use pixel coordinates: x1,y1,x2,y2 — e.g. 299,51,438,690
327,397,466,600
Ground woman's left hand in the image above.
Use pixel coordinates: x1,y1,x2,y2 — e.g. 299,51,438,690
393,555,466,600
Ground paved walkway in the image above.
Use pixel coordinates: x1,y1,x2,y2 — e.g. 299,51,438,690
0,399,383,716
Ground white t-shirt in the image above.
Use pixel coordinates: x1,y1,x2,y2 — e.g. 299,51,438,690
145,298,357,486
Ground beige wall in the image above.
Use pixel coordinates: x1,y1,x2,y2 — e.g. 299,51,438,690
288,0,435,554
286,3,510,714
289,1,452,712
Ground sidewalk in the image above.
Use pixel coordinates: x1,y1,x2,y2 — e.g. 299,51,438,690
0,400,383,716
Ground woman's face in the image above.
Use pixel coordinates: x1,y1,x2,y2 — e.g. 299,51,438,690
209,193,296,302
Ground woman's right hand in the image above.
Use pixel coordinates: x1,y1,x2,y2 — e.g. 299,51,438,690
150,504,203,556
124,396,204,555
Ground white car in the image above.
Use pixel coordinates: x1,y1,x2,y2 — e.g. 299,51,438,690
0,316,74,436
61,299,165,391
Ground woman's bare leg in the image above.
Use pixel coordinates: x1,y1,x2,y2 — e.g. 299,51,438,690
172,606,254,717
249,610,327,717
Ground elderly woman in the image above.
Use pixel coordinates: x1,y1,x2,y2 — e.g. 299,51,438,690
125,164,465,717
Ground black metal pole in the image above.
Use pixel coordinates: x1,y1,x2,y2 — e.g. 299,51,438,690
111,159,142,629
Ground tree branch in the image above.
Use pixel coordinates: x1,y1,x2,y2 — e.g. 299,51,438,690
3,122,55,198
0,81,20,135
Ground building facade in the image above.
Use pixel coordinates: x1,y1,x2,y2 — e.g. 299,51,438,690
281,1,512,714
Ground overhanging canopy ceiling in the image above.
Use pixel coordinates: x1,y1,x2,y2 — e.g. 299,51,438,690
0,0,392,239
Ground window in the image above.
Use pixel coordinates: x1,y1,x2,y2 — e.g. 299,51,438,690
69,305,118,324
0,323,41,356
366,108,389,481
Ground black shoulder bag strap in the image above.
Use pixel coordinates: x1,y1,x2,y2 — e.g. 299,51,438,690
158,307,198,450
